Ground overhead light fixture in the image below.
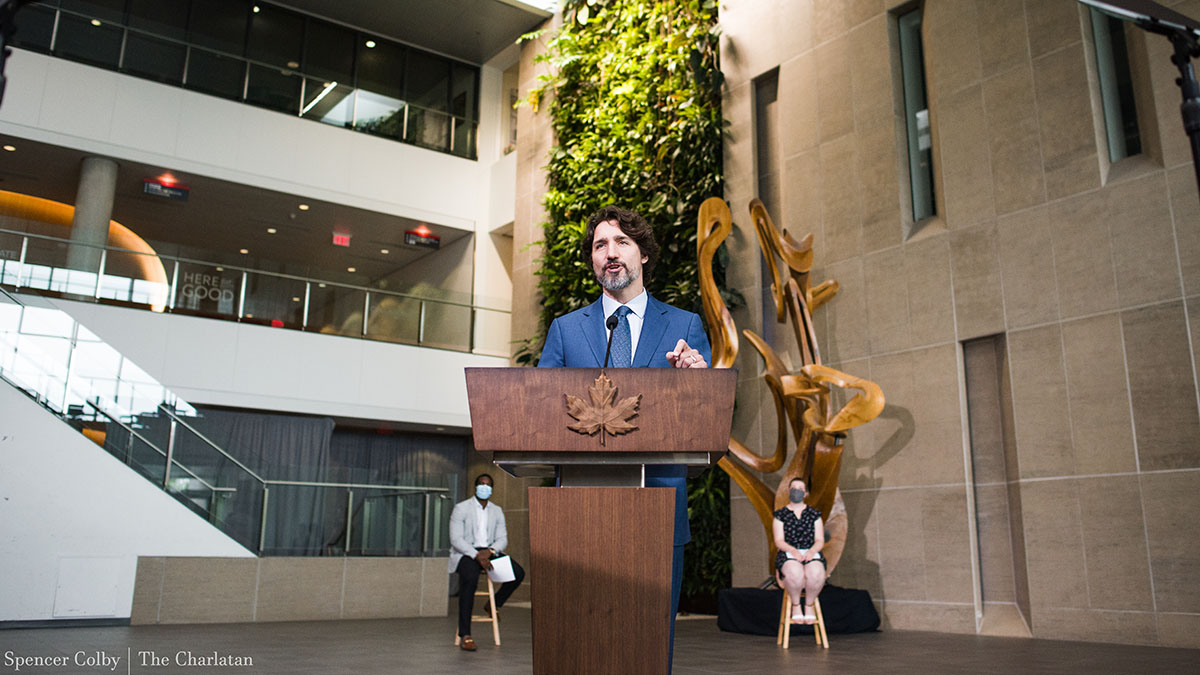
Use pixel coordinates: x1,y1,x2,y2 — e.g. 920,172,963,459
252,5,260,13
298,203,310,211
380,248,389,254
365,40,376,48
90,19,101,26
347,267,356,273
266,227,277,234
239,248,249,254
318,283,326,288
291,297,300,302
215,266,224,272
2,145,14,152
156,172,178,186
300,81,338,116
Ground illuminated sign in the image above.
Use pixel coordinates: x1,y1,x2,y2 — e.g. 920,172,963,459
404,229,440,249
143,179,189,201
332,233,351,247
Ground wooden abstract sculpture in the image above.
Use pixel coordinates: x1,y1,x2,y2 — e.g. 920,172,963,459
697,197,884,574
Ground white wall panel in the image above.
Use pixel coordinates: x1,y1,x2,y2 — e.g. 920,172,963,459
2,50,48,126
37,57,118,141
43,296,505,428
0,383,252,622
108,76,183,156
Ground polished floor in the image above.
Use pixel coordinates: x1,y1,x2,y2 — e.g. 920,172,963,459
3,606,1198,674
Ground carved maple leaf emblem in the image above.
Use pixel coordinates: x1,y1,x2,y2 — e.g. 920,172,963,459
564,373,642,445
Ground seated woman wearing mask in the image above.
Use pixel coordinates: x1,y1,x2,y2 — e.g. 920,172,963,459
772,477,826,624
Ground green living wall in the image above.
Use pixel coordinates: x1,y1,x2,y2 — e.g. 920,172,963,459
522,0,732,606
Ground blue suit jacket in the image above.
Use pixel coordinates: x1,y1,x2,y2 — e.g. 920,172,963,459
539,294,712,545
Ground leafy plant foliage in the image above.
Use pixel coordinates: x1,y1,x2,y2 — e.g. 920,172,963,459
522,0,730,600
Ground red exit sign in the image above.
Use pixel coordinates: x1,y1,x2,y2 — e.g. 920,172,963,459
332,233,351,247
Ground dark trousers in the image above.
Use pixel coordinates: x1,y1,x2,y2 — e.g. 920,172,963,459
456,554,525,637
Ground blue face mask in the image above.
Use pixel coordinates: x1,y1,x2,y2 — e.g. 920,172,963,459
475,484,493,500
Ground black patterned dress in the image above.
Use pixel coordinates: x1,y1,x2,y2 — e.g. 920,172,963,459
773,505,825,578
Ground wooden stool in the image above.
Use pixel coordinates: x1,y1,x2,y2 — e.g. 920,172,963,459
454,575,501,646
776,588,828,649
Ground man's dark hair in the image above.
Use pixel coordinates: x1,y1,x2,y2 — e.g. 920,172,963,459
475,473,494,485
581,205,659,281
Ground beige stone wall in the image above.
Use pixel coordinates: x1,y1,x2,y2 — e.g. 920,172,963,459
718,0,1200,647
130,556,448,624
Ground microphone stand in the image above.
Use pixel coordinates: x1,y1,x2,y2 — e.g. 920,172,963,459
1140,19,1200,201
602,314,618,369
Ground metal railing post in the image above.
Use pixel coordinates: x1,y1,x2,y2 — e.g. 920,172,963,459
423,492,432,555
237,271,247,319
362,292,370,337
94,249,107,299
14,236,26,290
345,489,354,556
418,300,426,344
163,418,177,489
259,486,270,554
169,260,179,310
302,281,310,329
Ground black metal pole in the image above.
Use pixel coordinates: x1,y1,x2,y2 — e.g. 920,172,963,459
1140,19,1200,205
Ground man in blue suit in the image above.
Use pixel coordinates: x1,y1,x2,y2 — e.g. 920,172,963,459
539,205,711,672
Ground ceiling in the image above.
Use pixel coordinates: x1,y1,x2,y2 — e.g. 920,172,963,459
277,0,553,65
0,135,470,286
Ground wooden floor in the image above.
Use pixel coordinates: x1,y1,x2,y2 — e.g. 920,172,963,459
3,606,1198,674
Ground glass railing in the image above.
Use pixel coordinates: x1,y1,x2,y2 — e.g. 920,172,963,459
0,229,512,357
16,2,479,159
0,286,454,556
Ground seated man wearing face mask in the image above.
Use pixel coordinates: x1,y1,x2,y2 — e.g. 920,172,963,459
448,473,526,651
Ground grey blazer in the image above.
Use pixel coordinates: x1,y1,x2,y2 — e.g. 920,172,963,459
447,497,509,573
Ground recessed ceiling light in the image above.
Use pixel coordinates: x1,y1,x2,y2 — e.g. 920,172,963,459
266,227,277,234
291,297,300,302
287,60,299,69
2,145,14,152
239,248,249,254
318,283,326,288
380,248,389,254
365,40,376,48
347,267,356,273
252,5,260,13
297,204,310,211
215,267,224,272
245,313,254,318
90,19,101,26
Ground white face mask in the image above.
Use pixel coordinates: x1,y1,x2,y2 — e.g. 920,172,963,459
475,484,493,500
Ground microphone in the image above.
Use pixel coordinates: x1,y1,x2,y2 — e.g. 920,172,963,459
603,314,618,368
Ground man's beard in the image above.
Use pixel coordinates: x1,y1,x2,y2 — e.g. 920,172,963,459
597,262,639,292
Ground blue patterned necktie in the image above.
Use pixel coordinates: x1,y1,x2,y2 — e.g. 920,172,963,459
609,305,632,368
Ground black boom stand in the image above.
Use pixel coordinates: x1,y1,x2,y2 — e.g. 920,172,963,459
1079,0,1200,205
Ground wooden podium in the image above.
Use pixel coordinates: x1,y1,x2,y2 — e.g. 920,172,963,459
465,368,736,675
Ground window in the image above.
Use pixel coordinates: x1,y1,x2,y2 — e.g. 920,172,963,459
897,7,935,224
1089,8,1142,162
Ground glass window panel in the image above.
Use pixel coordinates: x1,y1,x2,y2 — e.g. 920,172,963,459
1090,9,1142,162
418,301,471,351
407,106,449,151
354,90,404,139
452,117,476,159
188,0,248,55
356,37,404,102
245,62,301,113
301,79,354,127
19,237,70,289
246,3,303,68
128,0,189,40
239,272,307,328
897,8,935,222
123,32,187,83
185,47,245,99
405,49,448,112
173,262,240,318
60,0,125,24
54,12,123,68
365,293,420,344
303,19,354,83
12,3,57,53
305,284,365,337
450,63,477,120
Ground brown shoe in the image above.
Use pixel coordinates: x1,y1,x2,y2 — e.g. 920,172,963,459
460,636,477,651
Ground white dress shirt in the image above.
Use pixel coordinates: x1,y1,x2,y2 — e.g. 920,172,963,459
472,498,489,548
602,290,648,360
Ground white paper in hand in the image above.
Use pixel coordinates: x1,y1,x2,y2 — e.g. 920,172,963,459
487,554,516,583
